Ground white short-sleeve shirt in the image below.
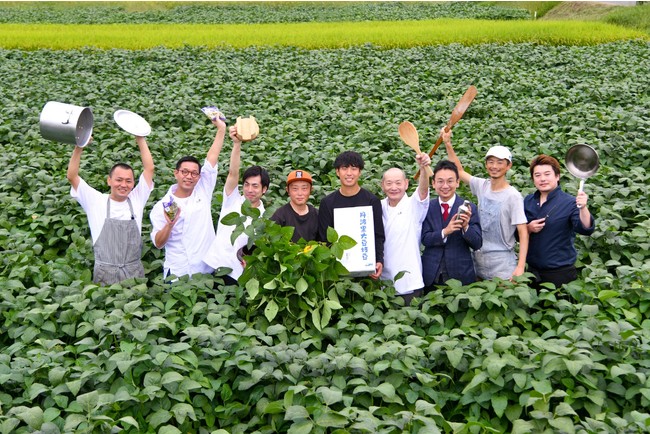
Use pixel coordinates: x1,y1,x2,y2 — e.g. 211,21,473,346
71,173,153,245
380,191,429,294
150,159,218,278
202,187,265,280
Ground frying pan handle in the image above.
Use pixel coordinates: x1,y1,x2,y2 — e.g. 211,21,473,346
577,179,585,208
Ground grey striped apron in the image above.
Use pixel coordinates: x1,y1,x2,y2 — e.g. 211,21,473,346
93,197,145,285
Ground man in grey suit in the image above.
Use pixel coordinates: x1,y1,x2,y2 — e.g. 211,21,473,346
421,160,482,291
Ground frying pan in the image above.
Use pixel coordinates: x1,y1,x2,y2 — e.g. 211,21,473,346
398,121,434,177
414,85,478,179
565,144,599,207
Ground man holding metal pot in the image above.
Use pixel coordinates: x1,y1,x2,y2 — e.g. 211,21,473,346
524,154,595,288
67,135,154,285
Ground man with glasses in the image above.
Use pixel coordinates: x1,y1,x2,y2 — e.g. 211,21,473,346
150,118,227,279
421,160,482,292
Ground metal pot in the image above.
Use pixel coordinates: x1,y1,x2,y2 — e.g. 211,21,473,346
39,101,93,147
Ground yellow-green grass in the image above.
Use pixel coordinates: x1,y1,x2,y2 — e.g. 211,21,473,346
1,19,646,50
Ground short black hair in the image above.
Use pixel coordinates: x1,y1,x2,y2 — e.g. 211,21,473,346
109,163,134,178
334,151,364,170
243,165,270,189
433,159,459,179
175,156,202,172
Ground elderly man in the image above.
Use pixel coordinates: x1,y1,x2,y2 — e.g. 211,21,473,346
67,135,154,285
379,153,431,305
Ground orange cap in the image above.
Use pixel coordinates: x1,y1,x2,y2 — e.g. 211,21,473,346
286,169,313,186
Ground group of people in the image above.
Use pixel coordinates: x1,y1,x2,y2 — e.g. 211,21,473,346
68,119,595,305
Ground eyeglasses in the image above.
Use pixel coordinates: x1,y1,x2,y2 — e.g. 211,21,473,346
178,169,200,178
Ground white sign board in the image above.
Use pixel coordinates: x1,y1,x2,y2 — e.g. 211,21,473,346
333,206,376,276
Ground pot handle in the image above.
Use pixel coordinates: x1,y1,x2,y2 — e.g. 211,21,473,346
62,109,73,125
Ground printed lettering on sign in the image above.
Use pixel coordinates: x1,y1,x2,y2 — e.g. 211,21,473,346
333,206,376,276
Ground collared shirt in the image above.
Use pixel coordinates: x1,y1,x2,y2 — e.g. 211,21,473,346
380,190,429,294
439,196,456,242
150,159,218,278
524,185,595,270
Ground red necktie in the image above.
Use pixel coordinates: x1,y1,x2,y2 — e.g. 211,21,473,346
441,203,449,221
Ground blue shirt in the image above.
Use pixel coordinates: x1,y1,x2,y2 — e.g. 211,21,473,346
524,186,595,270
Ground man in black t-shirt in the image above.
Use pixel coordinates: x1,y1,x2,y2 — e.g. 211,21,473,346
317,151,385,280
270,169,319,242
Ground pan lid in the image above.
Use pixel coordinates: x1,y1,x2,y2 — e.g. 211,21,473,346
565,144,599,179
114,110,151,137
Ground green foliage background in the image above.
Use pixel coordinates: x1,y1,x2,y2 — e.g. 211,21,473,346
0,2,649,433
0,1,530,24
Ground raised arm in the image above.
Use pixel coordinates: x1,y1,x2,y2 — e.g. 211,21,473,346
66,145,84,191
224,125,242,196
206,118,227,168
416,153,431,200
441,127,471,185
136,136,154,189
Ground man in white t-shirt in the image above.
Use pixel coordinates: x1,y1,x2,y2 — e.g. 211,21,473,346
150,118,226,279
380,153,431,305
203,125,268,286
442,127,528,280
67,135,154,285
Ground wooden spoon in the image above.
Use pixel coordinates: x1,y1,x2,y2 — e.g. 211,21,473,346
398,121,434,177
414,85,478,179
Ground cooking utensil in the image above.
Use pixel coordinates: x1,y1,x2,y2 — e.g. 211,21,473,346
235,116,259,142
414,85,478,179
114,110,151,136
565,144,599,207
398,121,434,177
39,101,93,147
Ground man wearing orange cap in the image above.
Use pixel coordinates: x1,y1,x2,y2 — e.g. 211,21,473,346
270,169,319,243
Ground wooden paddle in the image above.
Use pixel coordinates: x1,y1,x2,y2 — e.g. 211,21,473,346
414,85,478,179
398,121,434,177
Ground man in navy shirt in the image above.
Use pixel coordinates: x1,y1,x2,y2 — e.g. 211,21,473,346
524,154,595,287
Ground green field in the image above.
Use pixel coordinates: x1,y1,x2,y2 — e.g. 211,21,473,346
0,20,645,50
1,2,650,433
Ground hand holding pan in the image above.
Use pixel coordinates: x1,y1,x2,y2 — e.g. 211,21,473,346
565,144,599,208
414,85,478,179
398,121,434,177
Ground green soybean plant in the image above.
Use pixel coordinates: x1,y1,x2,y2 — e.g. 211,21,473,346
221,201,381,339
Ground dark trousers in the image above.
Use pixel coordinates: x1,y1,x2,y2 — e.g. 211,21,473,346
213,273,238,290
529,264,577,289
399,288,423,306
